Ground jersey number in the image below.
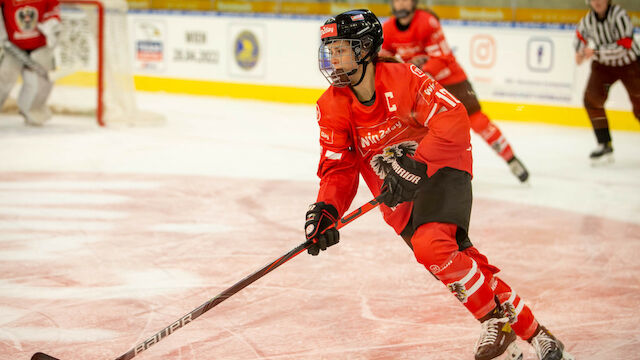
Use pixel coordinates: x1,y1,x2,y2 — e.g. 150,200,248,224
434,88,460,108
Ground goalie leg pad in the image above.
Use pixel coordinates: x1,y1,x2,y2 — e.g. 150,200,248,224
17,48,54,125
0,51,21,108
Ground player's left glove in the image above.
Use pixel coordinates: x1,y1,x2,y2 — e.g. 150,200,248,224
305,202,340,256
379,154,427,208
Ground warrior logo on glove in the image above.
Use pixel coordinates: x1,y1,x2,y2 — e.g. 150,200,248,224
372,141,428,208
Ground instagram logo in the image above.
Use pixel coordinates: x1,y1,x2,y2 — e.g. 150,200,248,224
470,35,496,69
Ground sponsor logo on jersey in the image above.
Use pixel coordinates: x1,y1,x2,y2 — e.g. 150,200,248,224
316,104,321,122
320,126,334,144
320,24,338,39
422,82,436,97
424,82,436,96
358,120,403,150
234,30,260,70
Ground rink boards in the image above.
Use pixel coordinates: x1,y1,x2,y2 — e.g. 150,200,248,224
56,10,640,131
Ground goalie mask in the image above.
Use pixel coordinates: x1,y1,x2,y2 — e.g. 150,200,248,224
318,9,383,87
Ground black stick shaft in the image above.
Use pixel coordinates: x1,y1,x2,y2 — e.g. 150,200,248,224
115,197,381,360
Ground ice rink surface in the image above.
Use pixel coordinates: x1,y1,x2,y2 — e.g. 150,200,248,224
1,93,639,360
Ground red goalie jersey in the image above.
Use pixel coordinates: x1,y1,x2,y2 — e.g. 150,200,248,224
1,0,60,50
381,9,466,86
316,62,472,234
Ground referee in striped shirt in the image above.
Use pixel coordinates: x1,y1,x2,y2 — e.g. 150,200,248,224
575,0,640,163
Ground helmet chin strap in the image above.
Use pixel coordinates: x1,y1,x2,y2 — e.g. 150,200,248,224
350,62,368,87
349,52,373,87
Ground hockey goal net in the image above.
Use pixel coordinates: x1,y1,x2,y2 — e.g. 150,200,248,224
6,0,163,126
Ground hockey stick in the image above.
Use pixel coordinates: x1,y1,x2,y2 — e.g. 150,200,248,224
2,41,50,79
32,196,383,360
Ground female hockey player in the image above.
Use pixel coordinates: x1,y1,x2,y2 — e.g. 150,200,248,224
305,9,573,360
379,0,529,182
575,0,640,164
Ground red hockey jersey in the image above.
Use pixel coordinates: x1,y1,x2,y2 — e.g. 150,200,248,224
315,62,472,234
381,9,466,86
1,0,60,50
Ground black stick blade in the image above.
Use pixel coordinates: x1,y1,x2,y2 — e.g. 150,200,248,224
31,353,61,360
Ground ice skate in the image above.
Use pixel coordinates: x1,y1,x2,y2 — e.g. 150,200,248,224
475,309,523,360
507,156,529,183
528,325,574,360
21,108,51,127
589,142,613,166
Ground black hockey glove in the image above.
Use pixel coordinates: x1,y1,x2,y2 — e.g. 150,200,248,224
379,154,427,208
305,202,340,256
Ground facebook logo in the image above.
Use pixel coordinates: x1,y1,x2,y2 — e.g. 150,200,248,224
527,38,553,72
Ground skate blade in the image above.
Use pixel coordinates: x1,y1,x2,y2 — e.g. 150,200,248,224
590,153,614,166
500,342,523,360
562,350,575,360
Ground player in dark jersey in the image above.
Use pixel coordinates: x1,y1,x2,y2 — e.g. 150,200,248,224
307,9,573,360
380,0,529,182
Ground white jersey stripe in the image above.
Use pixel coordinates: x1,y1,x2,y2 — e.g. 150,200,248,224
424,103,439,126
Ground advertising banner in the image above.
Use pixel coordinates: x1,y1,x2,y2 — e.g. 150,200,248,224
124,12,637,112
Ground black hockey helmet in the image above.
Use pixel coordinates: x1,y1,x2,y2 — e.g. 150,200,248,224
319,9,383,87
320,9,383,55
